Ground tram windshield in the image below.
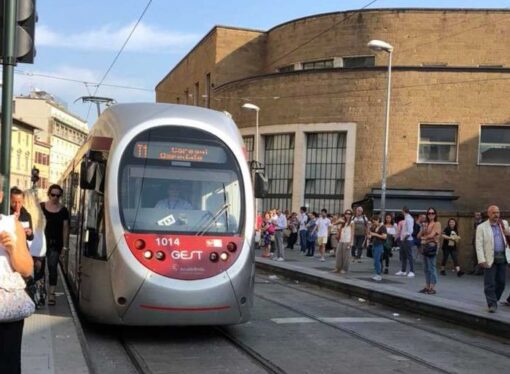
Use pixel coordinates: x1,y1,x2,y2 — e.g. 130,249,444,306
118,126,244,235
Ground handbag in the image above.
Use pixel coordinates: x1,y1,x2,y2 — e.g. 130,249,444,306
0,273,36,322
422,242,438,257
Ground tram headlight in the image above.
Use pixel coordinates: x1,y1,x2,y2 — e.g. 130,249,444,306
143,250,153,259
209,252,219,262
226,242,237,252
155,251,165,261
134,239,146,250
220,252,229,261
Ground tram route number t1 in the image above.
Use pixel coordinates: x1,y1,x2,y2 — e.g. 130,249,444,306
133,141,227,163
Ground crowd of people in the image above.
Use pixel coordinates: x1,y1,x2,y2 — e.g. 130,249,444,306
256,204,510,311
1,177,69,374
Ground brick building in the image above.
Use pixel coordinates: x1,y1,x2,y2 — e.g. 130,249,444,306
156,8,510,220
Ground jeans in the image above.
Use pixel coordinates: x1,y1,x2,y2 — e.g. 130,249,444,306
306,239,316,256
274,231,284,259
299,230,308,252
353,235,365,258
47,248,61,286
423,255,437,285
484,261,507,307
373,244,383,275
400,240,414,273
0,319,24,374
441,246,459,267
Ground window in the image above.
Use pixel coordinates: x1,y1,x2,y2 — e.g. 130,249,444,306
305,132,346,214
193,82,199,106
343,56,375,68
418,124,458,163
205,73,211,108
277,65,295,73
479,125,510,165
263,134,294,211
242,136,254,164
25,154,29,172
303,59,334,70
184,89,189,105
16,152,21,169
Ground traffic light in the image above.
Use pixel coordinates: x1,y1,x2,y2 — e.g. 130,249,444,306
0,0,37,64
31,166,40,186
15,0,37,63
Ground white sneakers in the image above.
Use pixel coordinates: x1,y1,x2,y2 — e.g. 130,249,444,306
407,272,415,278
276,257,285,262
320,257,325,262
395,271,415,277
395,271,406,276
372,275,382,281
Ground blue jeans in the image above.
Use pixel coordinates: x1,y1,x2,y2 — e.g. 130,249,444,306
423,255,437,285
373,244,383,275
299,230,308,252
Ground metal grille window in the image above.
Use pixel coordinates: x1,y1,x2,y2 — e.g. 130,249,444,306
304,132,346,214
418,125,458,163
278,65,295,73
263,134,294,212
479,125,510,165
242,136,254,163
343,56,375,68
303,59,334,70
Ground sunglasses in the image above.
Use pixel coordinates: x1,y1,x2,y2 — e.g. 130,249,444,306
50,193,61,198
344,212,352,215
427,212,436,215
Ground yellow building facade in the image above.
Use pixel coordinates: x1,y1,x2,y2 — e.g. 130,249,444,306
10,118,39,190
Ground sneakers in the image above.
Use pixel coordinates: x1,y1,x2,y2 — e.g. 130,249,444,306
372,275,382,281
340,270,347,274
457,270,465,277
488,305,497,313
395,271,406,276
383,268,389,274
320,257,325,262
407,272,415,278
276,257,285,262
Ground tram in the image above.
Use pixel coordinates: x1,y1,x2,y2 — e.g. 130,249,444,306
59,103,265,325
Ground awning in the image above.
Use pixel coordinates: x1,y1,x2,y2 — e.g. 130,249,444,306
353,188,459,214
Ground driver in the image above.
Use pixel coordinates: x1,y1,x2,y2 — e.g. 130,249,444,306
155,184,192,210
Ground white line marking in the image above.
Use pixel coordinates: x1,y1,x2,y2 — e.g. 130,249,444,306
271,317,394,324
271,317,315,324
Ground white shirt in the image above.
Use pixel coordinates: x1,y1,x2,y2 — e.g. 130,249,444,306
299,212,308,231
340,223,353,243
316,217,331,238
404,213,414,241
0,214,26,291
275,214,287,230
28,227,47,257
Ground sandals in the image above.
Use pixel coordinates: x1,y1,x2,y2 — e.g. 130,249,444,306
419,288,429,293
48,293,56,305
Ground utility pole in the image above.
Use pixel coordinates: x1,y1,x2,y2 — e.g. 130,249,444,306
1,0,17,213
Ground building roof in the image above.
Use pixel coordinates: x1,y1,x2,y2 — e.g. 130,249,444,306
12,116,43,131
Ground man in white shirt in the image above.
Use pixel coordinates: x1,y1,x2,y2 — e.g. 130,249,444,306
298,206,308,253
396,206,415,277
273,209,288,261
316,209,331,262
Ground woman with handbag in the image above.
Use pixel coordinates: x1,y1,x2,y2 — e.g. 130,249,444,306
0,174,35,374
418,207,442,295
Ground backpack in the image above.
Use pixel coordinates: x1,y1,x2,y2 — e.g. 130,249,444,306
267,223,275,235
354,216,367,236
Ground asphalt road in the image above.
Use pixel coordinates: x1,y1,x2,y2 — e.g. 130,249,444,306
82,270,510,374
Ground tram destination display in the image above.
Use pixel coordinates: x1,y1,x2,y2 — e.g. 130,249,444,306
134,141,227,163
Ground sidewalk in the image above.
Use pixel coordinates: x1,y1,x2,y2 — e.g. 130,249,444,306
21,270,90,374
255,246,510,338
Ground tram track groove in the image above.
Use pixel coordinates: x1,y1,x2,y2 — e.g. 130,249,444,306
256,275,510,358
119,333,155,374
254,292,457,374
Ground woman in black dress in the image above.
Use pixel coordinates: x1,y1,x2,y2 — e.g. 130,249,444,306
41,184,70,306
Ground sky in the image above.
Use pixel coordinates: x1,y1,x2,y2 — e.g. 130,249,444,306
7,0,509,125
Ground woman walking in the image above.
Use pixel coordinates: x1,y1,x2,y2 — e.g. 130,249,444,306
382,213,397,275
41,184,70,306
0,174,34,374
332,210,354,273
368,215,387,281
24,189,48,307
418,207,442,294
440,218,464,277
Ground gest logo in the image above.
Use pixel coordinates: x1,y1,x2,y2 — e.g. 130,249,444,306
171,250,203,261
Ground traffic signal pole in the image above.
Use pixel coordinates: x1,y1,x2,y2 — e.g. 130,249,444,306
1,0,17,214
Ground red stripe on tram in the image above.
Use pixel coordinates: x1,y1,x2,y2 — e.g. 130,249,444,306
139,304,231,312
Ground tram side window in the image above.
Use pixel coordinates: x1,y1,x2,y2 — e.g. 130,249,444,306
82,162,107,260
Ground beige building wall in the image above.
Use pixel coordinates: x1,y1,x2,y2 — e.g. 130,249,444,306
10,120,36,190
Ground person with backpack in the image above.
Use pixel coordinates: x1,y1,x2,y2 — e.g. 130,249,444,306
352,206,369,261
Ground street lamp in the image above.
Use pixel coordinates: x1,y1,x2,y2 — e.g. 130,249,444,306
241,103,260,164
368,39,393,216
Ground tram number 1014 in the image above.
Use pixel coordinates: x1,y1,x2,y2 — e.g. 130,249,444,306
155,237,181,247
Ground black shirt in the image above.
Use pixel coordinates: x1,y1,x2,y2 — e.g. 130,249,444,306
443,227,458,249
371,225,387,246
10,206,34,241
41,202,70,249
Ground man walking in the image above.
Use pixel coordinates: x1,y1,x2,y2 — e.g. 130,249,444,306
476,205,510,313
273,209,288,261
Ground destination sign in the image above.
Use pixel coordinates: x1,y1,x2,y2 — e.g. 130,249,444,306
133,141,227,163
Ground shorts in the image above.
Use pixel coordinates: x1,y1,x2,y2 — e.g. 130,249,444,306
318,236,328,245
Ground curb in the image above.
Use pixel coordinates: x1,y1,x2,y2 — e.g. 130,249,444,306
256,260,510,339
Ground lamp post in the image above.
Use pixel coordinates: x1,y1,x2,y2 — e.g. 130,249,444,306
368,39,393,217
242,103,261,218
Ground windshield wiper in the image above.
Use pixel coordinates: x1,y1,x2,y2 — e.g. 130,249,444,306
196,203,230,236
